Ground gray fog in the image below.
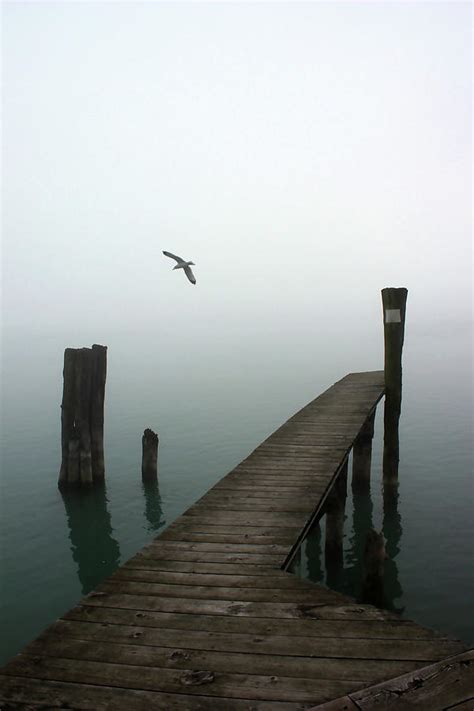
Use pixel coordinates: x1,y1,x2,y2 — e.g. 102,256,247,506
2,2,472,371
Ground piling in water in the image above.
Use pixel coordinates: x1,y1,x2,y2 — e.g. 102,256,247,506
58,344,107,487
324,459,348,569
352,409,375,493
142,428,159,481
382,287,408,485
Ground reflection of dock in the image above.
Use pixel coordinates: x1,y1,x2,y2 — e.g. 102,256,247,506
0,372,471,709
60,484,121,594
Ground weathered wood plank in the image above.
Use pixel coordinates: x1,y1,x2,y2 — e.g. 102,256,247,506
2,654,365,703
444,700,474,710
63,605,448,641
179,511,309,529
123,556,281,576
115,568,314,589
21,631,433,683
163,522,302,536
135,547,284,564
144,537,287,557
186,500,316,513
0,675,302,710
306,697,359,710
37,620,464,665
97,579,342,604
160,530,297,546
81,591,351,617
348,649,474,710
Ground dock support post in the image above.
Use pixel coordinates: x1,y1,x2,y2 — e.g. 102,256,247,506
142,428,159,481
352,409,376,494
382,287,408,485
58,344,107,487
325,459,348,569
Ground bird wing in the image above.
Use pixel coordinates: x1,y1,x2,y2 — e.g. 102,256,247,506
163,250,183,263
184,265,196,284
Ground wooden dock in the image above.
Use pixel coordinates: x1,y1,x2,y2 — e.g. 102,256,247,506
1,371,472,709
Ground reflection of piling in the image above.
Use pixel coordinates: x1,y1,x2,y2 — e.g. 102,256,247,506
305,523,323,584
382,483,404,613
349,481,374,599
58,344,107,487
324,459,348,570
142,428,159,481
142,478,165,535
382,288,408,485
352,410,375,494
60,483,120,594
361,529,386,608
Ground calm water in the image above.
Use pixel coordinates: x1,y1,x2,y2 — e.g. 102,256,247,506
1,325,473,665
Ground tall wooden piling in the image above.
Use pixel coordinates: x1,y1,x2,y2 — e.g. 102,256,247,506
352,409,376,493
382,287,408,484
58,344,107,487
142,428,159,481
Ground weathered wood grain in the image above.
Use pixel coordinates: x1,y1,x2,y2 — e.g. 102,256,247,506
2,654,365,703
63,605,448,641
0,675,306,710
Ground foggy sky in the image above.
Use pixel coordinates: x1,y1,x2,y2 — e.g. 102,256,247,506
2,2,472,352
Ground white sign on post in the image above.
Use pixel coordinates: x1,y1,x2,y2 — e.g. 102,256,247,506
385,309,401,323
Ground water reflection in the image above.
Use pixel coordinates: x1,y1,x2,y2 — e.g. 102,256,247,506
382,483,404,613
60,483,121,594
305,522,323,582
302,474,404,613
347,481,375,599
141,478,166,535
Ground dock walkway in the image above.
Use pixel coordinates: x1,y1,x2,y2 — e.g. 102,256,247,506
1,372,471,709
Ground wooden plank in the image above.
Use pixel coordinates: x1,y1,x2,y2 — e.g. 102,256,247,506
20,631,432,683
2,654,366,703
63,605,450,641
178,512,309,530
306,698,359,711
97,579,343,605
81,591,352,617
182,502,315,514
348,649,474,710
134,548,284,564
200,490,324,503
196,490,325,503
122,557,281,576
115,569,315,589
163,523,301,537
0,675,302,710
444,700,474,710
159,530,297,546
144,537,287,557
37,620,464,664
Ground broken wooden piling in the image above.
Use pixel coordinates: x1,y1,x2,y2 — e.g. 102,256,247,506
58,344,107,487
142,428,159,481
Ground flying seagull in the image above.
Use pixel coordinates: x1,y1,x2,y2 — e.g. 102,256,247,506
163,251,196,285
